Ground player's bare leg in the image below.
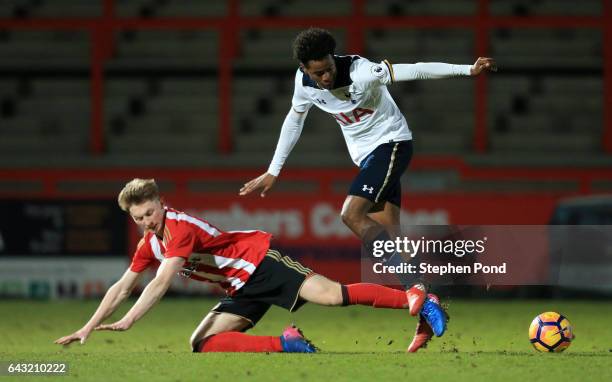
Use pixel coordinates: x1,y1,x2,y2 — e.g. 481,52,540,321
368,201,434,352
339,197,443,351
367,200,400,236
298,274,343,305
368,201,427,315
299,273,409,309
341,196,424,305
340,195,380,240
342,198,426,314
190,311,251,351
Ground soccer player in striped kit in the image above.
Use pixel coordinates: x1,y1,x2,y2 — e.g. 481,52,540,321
55,178,446,353
240,28,495,351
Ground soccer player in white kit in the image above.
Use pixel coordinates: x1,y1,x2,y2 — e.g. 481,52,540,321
240,28,496,351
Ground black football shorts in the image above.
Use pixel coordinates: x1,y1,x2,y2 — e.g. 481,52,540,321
211,249,313,328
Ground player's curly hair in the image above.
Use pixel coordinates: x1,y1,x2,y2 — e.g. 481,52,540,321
118,178,160,211
292,28,336,65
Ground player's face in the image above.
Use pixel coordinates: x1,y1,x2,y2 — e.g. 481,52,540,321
129,199,165,236
303,55,337,89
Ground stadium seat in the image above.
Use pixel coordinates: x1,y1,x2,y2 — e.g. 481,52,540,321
489,0,601,16
366,0,476,16
0,0,607,180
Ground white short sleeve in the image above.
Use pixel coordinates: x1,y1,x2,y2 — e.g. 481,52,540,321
350,59,394,87
291,70,314,113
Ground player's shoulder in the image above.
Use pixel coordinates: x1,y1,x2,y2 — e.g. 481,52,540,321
349,56,392,85
164,207,191,219
335,54,362,66
135,232,153,254
344,55,378,72
165,207,195,227
162,208,199,242
165,207,220,235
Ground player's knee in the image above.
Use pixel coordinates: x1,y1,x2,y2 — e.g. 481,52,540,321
190,334,202,351
190,330,212,351
340,208,362,229
191,336,201,352
192,338,202,352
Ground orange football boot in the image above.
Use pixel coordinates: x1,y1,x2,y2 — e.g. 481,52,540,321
406,282,427,316
407,315,433,353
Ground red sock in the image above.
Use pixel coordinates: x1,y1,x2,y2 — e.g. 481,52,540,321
343,283,408,309
196,332,283,353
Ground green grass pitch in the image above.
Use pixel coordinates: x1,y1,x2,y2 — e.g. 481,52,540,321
1,298,611,381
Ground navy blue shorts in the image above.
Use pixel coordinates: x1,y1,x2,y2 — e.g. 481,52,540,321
348,140,413,207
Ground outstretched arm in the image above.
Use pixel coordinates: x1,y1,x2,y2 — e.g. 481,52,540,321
392,57,496,81
95,257,184,331
239,107,308,197
54,269,142,345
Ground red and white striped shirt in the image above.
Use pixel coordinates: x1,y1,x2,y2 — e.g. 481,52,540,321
130,207,271,295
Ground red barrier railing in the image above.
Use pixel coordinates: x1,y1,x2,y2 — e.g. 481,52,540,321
1,157,610,198
0,0,610,156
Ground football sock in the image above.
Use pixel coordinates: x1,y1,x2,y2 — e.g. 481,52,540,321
194,332,283,353
341,283,409,309
364,230,420,289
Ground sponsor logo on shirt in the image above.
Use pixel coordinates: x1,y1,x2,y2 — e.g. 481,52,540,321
333,107,374,125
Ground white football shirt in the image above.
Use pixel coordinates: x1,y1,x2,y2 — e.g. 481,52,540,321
266,55,472,176
291,55,411,166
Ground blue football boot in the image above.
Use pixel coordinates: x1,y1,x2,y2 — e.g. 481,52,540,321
420,293,448,337
280,325,317,353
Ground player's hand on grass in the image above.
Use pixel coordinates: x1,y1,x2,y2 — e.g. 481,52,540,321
95,318,133,331
470,57,497,75
239,172,277,198
54,327,91,346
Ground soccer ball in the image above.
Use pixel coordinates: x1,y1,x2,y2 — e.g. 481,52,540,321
529,312,574,352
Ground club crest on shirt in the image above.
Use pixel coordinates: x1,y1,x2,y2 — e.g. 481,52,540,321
331,88,356,104
343,90,357,104
370,64,385,79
